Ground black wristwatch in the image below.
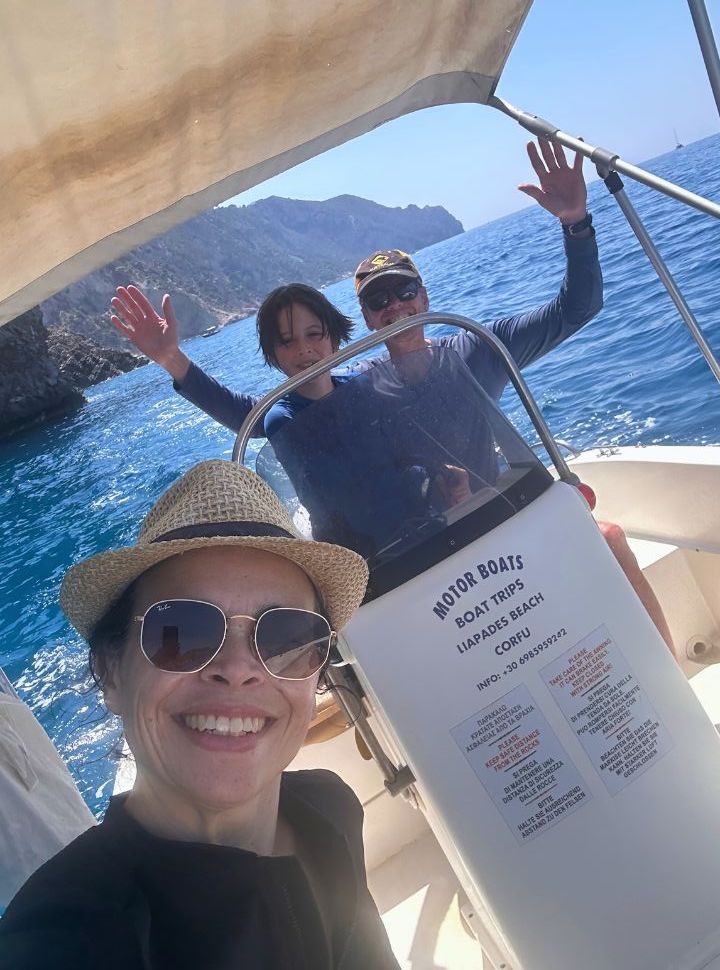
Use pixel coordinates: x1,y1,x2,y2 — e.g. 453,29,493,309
562,212,593,237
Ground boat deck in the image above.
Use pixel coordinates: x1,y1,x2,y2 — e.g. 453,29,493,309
291,729,494,967
369,829,489,969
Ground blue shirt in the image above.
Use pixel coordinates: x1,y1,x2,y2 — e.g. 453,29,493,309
264,376,354,438
176,232,601,435
264,350,527,557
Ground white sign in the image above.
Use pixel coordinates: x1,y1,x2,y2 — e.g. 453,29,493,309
541,625,673,794
451,682,591,842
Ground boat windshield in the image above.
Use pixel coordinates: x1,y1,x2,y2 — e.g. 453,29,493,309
254,342,552,598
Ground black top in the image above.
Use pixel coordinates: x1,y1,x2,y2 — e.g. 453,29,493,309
0,769,399,970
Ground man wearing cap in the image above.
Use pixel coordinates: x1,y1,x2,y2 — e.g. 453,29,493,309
351,138,601,395
107,139,672,649
346,143,673,652
304,138,597,528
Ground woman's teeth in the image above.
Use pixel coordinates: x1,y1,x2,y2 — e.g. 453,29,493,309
183,714,266,736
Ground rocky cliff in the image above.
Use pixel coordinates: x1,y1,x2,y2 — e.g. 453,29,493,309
46,328,146,390
40,195,463,348
0,309,85,438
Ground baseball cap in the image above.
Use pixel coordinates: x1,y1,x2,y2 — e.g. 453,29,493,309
354,249,422,296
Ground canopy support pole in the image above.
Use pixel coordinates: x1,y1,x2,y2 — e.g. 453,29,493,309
598,166,720,386
323,663,417,799
488,96,720,220
687,0,720,117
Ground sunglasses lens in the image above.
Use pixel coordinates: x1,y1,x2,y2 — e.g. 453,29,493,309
364,279,419,312
397,280,419,300
256,609,331,679
141,600,225,672
364,289,390,312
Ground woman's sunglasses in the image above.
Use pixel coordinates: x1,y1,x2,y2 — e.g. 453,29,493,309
362,278,420,313
133,599,336,681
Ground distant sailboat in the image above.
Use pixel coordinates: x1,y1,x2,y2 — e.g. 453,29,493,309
674,127,684,149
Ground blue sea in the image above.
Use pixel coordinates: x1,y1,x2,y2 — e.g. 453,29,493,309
2,134,720,816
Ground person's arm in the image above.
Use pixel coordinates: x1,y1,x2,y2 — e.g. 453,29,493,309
453,139,602,390
175,361,263,435
0,838,147,970
300,771,401,969
488,229,603,370
598,521,675,657
111,285,264,436
496,137,602,366
335,779,402,969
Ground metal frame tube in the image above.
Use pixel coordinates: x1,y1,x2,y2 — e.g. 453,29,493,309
598,168,720,385
687,0,720,117
233,312,577,482
322,663,409,789
489,95,720,220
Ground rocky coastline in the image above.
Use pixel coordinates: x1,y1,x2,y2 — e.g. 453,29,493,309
46,327,146,391
1,194,463,439
0,309,145,440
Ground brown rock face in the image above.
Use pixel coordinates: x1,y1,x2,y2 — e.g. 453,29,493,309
46,328,146,390
0,308,85,438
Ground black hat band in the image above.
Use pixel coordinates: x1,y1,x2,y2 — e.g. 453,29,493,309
152,521,295,543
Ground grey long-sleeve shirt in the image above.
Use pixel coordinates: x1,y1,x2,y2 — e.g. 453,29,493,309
174,230,603,437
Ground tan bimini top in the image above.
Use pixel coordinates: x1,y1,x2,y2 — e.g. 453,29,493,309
0,0,532,326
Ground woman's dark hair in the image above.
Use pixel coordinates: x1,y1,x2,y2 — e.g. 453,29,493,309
87,581,138,689
256,283,353,369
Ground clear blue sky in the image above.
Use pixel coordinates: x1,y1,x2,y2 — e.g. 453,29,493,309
223,0,720,229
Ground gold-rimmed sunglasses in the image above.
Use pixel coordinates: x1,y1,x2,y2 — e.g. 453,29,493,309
133,599,336,681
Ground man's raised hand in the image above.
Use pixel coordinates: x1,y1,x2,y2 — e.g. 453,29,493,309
518,138,587,226
110,286,190,382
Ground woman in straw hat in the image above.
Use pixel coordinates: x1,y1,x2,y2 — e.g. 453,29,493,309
0,460,400,970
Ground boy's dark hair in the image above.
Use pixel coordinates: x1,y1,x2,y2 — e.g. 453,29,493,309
256,283,353,369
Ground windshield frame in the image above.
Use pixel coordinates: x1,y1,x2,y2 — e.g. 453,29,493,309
233,311,578,485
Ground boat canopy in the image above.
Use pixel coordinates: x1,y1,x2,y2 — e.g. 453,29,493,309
0,0,532,327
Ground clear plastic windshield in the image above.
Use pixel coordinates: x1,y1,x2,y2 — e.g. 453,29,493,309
255,344,552,596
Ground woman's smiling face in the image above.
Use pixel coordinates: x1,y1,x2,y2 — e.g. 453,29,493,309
103,546,320,813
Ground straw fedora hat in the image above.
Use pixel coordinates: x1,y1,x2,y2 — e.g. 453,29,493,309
60,460,368,640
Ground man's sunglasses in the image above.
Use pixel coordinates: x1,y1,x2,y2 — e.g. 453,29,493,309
362,278,420,313
133,599,336,680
